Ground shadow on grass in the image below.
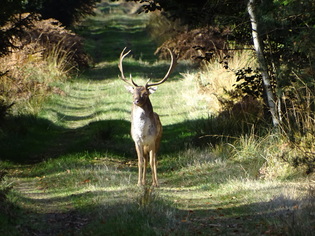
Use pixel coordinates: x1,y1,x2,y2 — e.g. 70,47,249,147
0,109,261,166
0,116,132,164
0,114,195,165
81,58,186,81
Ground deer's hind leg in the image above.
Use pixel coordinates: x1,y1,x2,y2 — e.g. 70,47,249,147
143,147,149,185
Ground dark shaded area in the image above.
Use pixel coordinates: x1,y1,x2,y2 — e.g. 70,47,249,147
0,116,130,164
0,108,266,169
0,112,193,165
80,57,186,81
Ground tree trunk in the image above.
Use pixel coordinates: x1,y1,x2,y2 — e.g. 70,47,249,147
247,0,279,127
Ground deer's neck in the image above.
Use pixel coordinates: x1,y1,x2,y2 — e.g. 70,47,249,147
132,99,154,120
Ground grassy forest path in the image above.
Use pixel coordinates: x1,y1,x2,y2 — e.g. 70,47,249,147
4,2,313,236
7,2,208,235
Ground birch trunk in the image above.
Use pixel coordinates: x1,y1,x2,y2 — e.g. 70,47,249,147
247,0,279,127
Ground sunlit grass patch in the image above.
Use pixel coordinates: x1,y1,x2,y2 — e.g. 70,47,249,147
10,153,136,211
81,189,186,235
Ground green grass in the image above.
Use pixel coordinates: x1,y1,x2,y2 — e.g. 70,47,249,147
1,1,314,235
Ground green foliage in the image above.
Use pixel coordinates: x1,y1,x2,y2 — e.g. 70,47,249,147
257,0,315,87
24,0,101,26
127,0,248,28
234,67,263,99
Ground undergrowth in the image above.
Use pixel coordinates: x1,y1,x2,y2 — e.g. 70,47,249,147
0,170,20,236
0,15,89,118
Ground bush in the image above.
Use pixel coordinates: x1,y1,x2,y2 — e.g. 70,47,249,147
0,13,90,115
2,13,91,70
277,76,315,174
156,26,230,64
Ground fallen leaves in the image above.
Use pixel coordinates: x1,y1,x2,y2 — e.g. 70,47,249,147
80,179,91,184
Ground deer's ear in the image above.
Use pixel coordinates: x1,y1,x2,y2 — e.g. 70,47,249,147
148,86,157,94
124,85,134,94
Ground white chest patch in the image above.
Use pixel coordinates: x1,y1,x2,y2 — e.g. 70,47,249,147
131,108,156,145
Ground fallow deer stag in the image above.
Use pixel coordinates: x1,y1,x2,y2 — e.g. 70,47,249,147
118,47,176,186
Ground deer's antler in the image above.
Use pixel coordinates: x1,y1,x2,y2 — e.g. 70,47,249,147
146,48,177,88
118,47,139,87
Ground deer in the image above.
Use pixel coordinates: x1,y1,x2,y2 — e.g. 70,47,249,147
118,47,176,187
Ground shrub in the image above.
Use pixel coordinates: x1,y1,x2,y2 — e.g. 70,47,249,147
0,13,90,115
278,76,315,174
156,26,230,63
2,13,91,70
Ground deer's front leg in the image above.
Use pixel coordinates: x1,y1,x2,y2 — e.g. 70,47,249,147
150,149,158,187
135,144,145,186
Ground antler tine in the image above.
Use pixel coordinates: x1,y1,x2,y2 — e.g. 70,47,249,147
118,47,138,87
146,48,177,88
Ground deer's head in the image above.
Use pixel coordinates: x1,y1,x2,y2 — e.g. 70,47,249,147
118,47,176,107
